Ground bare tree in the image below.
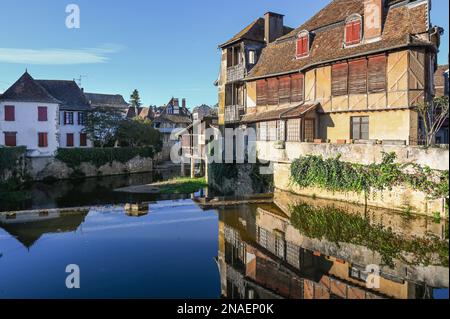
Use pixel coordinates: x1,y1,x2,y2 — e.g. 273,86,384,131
416,96,449,146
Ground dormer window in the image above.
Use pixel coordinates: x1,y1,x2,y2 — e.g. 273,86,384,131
345,15,362,46
296,31,310,58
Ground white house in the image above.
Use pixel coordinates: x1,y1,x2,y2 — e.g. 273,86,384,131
37,79,92,149
0,72,60,156
0,71,92,157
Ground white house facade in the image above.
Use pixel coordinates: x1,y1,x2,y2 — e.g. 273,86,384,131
0,72,93,157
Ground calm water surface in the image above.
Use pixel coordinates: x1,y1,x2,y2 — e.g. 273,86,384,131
0,173,448,299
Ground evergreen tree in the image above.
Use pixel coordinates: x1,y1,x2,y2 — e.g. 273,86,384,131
130,89,142,115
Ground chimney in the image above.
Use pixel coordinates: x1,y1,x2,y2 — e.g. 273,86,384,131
182,98,186,108
173,98,179,107
264,12,284,44
364,0,384,41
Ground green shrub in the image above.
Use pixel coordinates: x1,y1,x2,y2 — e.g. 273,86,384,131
0,146,27,172
290,152,449,199
55,147,155,169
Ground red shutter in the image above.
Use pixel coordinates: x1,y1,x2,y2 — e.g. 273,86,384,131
332,63,349,96
291,74,304,102
297,36,309,57
4,132,17,147
38,107,48,121
278,76,291,104
4,105,15,121
267,78,279,105
349,59,367,94
346,21,361,45
38,133,48,147
368,55,387,93
256,80,267,106
66,134,74,147
80,133,87,147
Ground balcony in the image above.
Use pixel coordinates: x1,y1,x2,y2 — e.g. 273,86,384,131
225,105,245,124
226,64,245,83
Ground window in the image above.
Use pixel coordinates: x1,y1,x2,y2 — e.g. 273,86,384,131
368,55,387,93
248,50,256,65
38,107,48,122
268,121,277,141
4,105,15,121
267,78,279,105
351,116,369,140
291,74,304,102
4,132,17,147
345,16,362,46
38,133,48,148
277,120,285,141
287,119,301,141
278,76,291,104
332,63,349,96
348,59,367,94
258,122,268,141
64,112,74,125
66,133,74,147
80,133,87,147
256,80,267,106
78,112,86,125
304,119,315,142
296,31,309,58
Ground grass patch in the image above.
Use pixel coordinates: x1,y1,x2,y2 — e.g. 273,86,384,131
152,177,207,195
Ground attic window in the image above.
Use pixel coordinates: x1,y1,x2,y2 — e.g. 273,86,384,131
296,31,310,58
345,15,362,46
248,50,256,65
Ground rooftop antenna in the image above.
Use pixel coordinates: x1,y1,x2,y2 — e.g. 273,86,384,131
75,75,88,88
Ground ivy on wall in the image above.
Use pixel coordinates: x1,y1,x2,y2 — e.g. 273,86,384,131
55,147,155,169
0,146,28,190
0,146,27,172
290,152,449,199
290,203,449,268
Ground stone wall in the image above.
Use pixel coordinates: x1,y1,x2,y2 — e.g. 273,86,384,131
26,155,153,181
255,142,449,216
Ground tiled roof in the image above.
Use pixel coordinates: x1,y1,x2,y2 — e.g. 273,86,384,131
153,113,192,124
248,0,430,79
0,72,60,104
241,102,319,123
37,80,91,111
85,93,129,109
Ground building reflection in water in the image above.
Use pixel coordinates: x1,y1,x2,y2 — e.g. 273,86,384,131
217,202,448,300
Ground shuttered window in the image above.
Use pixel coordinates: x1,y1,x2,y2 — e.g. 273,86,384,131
304,119,315,142
78,112,86,125
296,35,309,58
268,121,278,141
278,76,291,104
38,132,48,148
368,55,387,93
4,105,15,121
4,132,17,147
64,112,74,125
66,133,74,147
287,119,301,141
267,78,279,105
332,63,349,96
345,20,361,46
256,80,267,106
38,107,48,122
80,133,87,147
349,59,367,94
277,120,285,141
351,116,369,140
258,122,268,141
291,74,304,102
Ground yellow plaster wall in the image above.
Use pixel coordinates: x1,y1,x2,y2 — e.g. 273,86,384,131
315,66,332,112
387,51,409,108
305,69,316,102
246,81,257,108
218,49,228,126
319,109,413,142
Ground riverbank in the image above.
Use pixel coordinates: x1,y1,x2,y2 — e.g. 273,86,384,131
115,177,207,195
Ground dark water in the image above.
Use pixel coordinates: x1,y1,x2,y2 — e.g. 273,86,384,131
0,198,448,299
0,168,189,212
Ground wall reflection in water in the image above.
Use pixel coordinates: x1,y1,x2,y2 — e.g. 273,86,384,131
217,201,449,300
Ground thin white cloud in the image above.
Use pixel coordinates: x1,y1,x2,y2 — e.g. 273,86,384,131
0,45,123,65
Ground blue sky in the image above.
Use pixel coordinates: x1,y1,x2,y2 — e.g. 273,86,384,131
0,0,448,108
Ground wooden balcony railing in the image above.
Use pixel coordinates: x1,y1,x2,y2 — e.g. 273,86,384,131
225,105,245,124
226,64,245,83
